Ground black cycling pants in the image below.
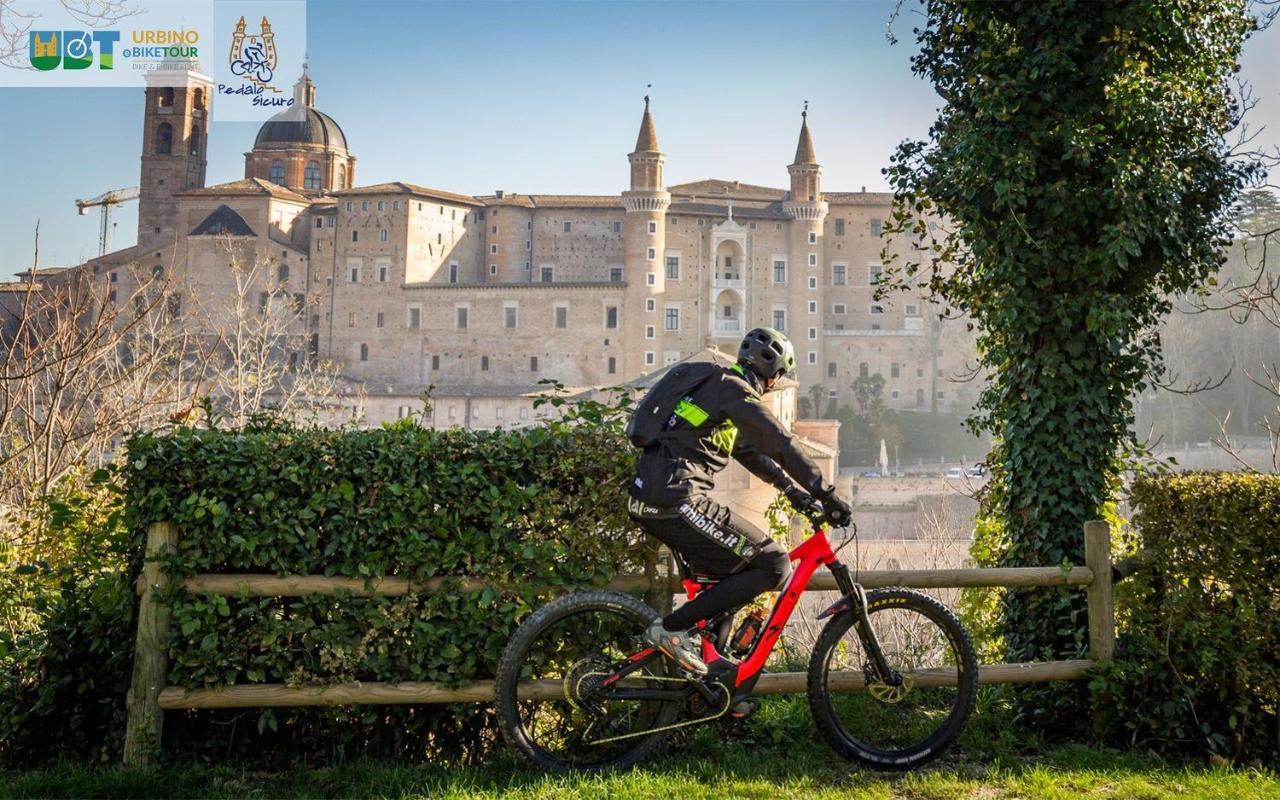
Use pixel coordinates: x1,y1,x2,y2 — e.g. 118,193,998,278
628,494,791,631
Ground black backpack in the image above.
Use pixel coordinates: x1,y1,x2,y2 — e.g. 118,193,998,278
625,362,718,448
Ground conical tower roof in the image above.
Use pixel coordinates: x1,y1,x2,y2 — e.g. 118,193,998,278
634,95,660,153
793,104,817,165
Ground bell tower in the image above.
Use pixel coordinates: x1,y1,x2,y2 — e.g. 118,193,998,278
784,103,827,386
623,93,671,375
137,68,213,252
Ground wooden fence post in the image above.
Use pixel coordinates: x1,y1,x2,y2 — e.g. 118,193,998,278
123,521,177,767
1083,520,1115,663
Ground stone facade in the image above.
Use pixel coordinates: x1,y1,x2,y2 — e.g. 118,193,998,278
38,67,976,428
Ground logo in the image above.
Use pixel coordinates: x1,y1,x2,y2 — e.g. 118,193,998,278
29,30,120,71
228,15,278,91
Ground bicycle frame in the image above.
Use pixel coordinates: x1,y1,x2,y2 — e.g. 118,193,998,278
595,523,896,704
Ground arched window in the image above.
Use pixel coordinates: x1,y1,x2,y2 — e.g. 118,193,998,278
269,160,285,184
304,161,321,190
158,87,174,108
188,126,200,156
156,123,172,154
337,164,346,189
277,263,289,284
193,87,205,110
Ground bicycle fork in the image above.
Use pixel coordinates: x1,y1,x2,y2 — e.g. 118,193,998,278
827,562,900,687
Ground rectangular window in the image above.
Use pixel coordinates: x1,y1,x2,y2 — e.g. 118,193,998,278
646,298,656,312
833,264,846,285
541,267,554,283
833,303,847,315
828,362,837,378
490,264,498,275
647,247,656,260
504,304,518,329
610,266,623,283
361,201,369,211
870,304,884,315
835,218,845,236
432,354,440,370
345,201,353,211
664,306,679,331
773,309,786,331
807,351,817,365
648,221,657,234
808,301,817,314
490,244,498,255
348,311,356,327
808,327,817,341
645,325,655,339
456,306,468,329
808,231,817,244
645,351,655,366
608,356,617,374
773,260,786,283
808,253,817,266
808,277,817,290
905,304,920,316
665,255,680,280
613,221,622,234
554,305,568,329
530,356,538,372
348,260,361,283
377,261,389,283
379,229,388,242
605,306,618,329
869,263,883,285
351,231,359,242
377,201,385,211
315,218,323,229
563,221,572,233
376,311,385,328
394,201,400,210
891,362,900,378
870,218,883,237
647,273,656,286
407,307,421,329
481,356,490,371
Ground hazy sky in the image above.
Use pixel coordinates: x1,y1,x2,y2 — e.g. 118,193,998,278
1,0,1276,276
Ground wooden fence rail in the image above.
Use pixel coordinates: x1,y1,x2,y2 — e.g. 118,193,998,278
123,519,1115,766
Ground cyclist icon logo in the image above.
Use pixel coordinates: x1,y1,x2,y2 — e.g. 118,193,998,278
228,15,279,92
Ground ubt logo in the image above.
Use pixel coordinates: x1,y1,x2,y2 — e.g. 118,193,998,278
29,30,120,70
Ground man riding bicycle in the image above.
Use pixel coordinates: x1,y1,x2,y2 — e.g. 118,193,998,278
626,327,854,677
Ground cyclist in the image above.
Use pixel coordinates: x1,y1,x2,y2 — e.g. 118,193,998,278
627,327,854,677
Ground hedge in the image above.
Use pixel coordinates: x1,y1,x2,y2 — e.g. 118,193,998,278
1091,471,1279,765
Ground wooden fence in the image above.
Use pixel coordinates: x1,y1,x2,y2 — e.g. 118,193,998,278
122,520,1115,766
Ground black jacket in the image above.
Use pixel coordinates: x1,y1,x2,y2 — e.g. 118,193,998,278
629,363,832,507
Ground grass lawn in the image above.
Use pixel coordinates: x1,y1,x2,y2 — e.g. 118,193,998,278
4,696,1277,799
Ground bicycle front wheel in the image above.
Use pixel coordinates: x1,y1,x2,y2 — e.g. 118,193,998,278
807,588,978,769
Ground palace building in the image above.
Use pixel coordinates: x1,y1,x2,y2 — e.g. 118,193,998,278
37,64,975,431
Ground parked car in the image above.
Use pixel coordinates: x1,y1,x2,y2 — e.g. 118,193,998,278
862,469,881,478
965,465,988,478
945,467,963,479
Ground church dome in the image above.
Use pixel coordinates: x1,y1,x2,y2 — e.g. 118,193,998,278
254,106,348,152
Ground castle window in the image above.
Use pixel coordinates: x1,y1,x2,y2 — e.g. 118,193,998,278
859,362,869,377
647,273,656,286
664,306,679,331
530,356,538,372
362,202,369,212
833,303,846,315
808,277,817,289
891,362,900,378
610,267,623,283
645,352,655,366
408,307,421,329
828,362,837,378
647,247,656,260
156,122,172,154
270,160,285,183
348,312,356,327
869,263,883,285
808,327,817,341
394,201,400,211
432,355,440,370
563,221,572,233
348,262,361,282
328,217,335,228
646,298,655,312
608,357,616,374
345,201,353,211
277,263,289,284
490,264,497,275
905,304,920,316
189,127,200,156
870,218,883,237
773,309,786,331
449,263,459,283
613,221,622,234
158,87,174,108
360,343,369,361
605,306,618,329
481,356,490,371
379,230,388,242
107,289,117,303
541,267,553,283
554,306,567,328
809,253,817,267
773,260,786,283
376,312,385,328
315,218,323,229
808,351,817,365
337,165,347,189
504,304,518,329
491,244,498,255
648,221,657,234
808,231,817,244
646,325,655,339
833,264,846,285
456,307,468,328
870,304,884,315
351,231,359,242
665,255,679,280
492,225,498,234
377,201,385,211
808,301,817,313
835,218,845,236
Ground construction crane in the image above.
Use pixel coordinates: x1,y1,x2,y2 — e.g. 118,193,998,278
76,186,139,257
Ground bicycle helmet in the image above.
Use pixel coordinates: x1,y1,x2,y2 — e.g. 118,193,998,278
738,327,796,381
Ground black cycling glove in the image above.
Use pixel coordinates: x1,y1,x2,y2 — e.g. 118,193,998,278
814,486,854,528
784,486,823,518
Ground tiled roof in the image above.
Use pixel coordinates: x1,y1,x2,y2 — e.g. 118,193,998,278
177,178,311,204
331,182,482,206
668,179,787,201
190,205,257,237
475,193,625,209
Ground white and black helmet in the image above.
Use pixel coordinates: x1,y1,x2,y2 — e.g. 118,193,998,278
738,327,796,381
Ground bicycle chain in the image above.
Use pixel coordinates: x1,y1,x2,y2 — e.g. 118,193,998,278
575,671,732,746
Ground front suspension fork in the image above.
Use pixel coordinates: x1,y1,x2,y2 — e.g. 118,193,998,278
829,562,899,685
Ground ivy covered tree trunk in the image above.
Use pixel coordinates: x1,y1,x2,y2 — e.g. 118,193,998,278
884,1,1261,730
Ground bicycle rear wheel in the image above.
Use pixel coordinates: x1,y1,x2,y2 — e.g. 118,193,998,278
495,590,680,772
807,588,978,769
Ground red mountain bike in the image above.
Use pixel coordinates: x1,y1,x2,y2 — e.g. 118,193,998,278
495,508,978,772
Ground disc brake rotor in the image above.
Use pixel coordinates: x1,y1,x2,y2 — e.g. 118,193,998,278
864,662,915,704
